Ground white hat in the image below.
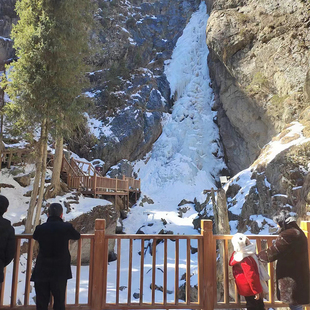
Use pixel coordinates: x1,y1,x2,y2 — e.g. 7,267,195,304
231,233,249,252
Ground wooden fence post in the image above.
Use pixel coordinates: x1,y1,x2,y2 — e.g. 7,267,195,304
91,219,106,310
301,221,310,310
201,220,215,310
67,174,71,189
8,150,13,169
94,174,97,198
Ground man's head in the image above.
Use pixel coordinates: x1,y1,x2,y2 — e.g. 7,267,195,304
48,203,63,218
0,195,9,216
273,209,296,230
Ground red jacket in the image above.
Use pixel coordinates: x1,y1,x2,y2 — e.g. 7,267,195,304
229,252,263,296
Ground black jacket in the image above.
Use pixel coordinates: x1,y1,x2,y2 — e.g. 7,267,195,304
0,216,15,283
31,216,80,282
258,222,309,305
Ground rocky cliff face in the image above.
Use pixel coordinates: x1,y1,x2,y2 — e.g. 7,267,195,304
205,0,310,228
205,0,310,175
75,0,203,174
0,0,16,69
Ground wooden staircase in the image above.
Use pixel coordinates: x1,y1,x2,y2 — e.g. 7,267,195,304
61,155,141,200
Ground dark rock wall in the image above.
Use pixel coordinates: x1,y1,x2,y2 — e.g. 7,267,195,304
206,0,310,175
79,0,203,174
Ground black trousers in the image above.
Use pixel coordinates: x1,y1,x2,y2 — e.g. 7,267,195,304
245,295,265,310
34,279,67,310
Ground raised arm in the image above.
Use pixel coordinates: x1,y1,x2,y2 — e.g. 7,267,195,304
258,229,299,263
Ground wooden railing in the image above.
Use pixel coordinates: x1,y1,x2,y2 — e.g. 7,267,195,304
62,156,141,196
61,156,85,177
125,176,141,191
73,158,101,176
68,175,140,196
3,220,309,310
0,149,30,170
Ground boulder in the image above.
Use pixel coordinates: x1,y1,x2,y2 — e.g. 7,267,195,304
69,204,117,264
13,174,31,187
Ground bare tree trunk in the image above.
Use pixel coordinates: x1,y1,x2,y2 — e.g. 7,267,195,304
24,121,46,233
213,188,230,234
34,121,48,228
45,133,64,199
211,188,235,301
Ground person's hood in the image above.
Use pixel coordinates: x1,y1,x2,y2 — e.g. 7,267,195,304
229,242,256,266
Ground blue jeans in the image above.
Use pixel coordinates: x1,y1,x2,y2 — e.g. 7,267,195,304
290,304,303,310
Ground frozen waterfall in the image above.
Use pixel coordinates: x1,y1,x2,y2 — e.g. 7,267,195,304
133,1,226,202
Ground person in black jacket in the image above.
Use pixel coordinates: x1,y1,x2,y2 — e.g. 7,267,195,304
0,195,15,293
31,203,80,310
258,210,309,310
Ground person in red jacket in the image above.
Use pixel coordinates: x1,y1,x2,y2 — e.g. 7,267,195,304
229,233,265,310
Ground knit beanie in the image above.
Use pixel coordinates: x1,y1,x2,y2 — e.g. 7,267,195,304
231,233,249,252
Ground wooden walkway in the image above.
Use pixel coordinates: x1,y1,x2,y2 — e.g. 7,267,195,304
61,156,141,200
3,219,310,310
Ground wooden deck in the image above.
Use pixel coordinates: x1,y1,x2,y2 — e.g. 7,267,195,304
2,219,310,310
61,156,141,199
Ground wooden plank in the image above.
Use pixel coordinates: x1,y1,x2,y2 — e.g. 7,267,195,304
140,239,145,305
8,150,13,168
24,238,34,306
267,239,275,304
11,238,21,307
235,283,239,304
102,234,109,307
186,239,190,305
106,234,202,240
75,238,82,305
151,239,156,305
223,239,229,304
88,238,94,306
91,220,106,310
175,239,179,305
116,239,121,305
163,239,167,305
127,239,133,304
202,220,214,310
198,238,203,306
102,303,203,309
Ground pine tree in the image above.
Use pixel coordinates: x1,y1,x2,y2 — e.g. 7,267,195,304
2,0,96,232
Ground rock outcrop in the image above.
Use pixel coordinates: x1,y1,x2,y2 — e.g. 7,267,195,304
70,0,203,174
226,123,310,233
206,0,310,175
70,204,118,264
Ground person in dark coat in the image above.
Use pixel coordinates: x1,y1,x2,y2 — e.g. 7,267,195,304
31,203,80,310
258,210,309,310
0,195,15,291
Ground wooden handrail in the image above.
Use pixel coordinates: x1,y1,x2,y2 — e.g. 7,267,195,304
4,220,308,309
73,158,101,176
63,157,140,196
